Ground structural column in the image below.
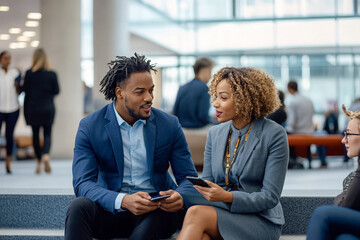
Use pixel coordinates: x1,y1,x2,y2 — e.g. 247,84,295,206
93,0,130,107
40,0,82,158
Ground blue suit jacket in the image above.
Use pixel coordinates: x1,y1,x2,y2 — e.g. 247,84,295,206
173,79,210,128
73,104,198,212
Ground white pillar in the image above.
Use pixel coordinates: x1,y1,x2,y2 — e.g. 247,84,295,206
93,0,130,107
40,0,82,159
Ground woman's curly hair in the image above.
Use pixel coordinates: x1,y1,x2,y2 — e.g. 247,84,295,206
209,67,280,122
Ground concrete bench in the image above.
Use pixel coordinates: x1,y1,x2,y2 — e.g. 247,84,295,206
0,193,333,239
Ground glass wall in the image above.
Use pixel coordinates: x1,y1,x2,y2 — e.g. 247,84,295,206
131,0,360,54
154,53,360,129
137,0,358,20
81,0,360,127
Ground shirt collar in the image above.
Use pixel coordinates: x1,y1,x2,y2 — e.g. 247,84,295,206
231,121,251,136
112,102,146,127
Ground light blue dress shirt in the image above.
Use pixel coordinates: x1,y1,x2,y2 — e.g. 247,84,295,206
113,103,156,210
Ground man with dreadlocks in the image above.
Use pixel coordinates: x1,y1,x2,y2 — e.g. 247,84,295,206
65,53,198,240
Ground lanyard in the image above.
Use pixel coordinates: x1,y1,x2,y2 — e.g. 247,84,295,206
225,122,253,186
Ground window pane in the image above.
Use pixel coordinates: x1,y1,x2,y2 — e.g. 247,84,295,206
275,0,336,17
161,67,180,112
337,0,354,15
338,19,360,46
197,21,274,52
236,0,274,19
196,0,233,19
276,20,336,47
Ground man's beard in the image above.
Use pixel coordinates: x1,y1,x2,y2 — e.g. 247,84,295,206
125,98,152,120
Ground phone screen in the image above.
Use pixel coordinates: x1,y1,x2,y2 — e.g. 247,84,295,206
186,176,211,188
150,194,171,202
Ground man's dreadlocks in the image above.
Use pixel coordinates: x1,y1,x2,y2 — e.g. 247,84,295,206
99,53,156,101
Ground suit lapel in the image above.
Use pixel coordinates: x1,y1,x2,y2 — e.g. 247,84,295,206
144,111,156,175
236,119,263,176
104,104,124,181
214,122,231,179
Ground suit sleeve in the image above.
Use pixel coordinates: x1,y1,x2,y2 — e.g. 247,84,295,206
230,127,289,213
51,71,60,95
73,119,119,212
197,88,210,125
170,117,198,195
202,129,215,182
22,70,30,93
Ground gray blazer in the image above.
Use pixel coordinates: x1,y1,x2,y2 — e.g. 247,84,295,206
202,118,289,225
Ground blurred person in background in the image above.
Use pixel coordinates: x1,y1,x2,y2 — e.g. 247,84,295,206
267,90,287,127
316,101,339,168
173,57,214,128
23,48,60,174
0,51,21,174
307,105,360,240
286,80,314,169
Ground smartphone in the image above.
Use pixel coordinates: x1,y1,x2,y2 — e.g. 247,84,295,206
186,176,211,188
150,194,171,202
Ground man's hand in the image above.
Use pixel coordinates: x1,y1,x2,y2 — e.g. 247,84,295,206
194,180,233,203
121,192,160,215
158,190,184,212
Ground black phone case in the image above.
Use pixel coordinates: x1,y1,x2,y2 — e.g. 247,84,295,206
186,177,210,187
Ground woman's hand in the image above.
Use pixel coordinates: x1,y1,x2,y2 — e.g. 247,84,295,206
194,180,233,203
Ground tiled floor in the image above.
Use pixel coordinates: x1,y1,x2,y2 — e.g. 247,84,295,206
0,157,357,196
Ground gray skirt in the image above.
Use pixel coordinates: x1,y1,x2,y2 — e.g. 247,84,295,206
215,207,282,240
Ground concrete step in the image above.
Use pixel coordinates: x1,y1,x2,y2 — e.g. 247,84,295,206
0,194,74,229
0,194,333,235
0,229,305,240
0,228,176,240
280,236,306,240
0,229,63,240
281,196,333,234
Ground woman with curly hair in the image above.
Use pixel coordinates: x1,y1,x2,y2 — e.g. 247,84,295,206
177,67,289,240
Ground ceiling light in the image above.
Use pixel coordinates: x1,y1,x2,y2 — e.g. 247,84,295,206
25,21,39,27
9,28,21,34
9,43,17,49
31,41,39,47
27,12,42,19
23,31,36,37
17,42,27,48
9,42,27,49
17,36,30,42
0,34,10,40
0,6,10,11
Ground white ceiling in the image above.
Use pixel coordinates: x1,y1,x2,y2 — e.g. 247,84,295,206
0,0,40,52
